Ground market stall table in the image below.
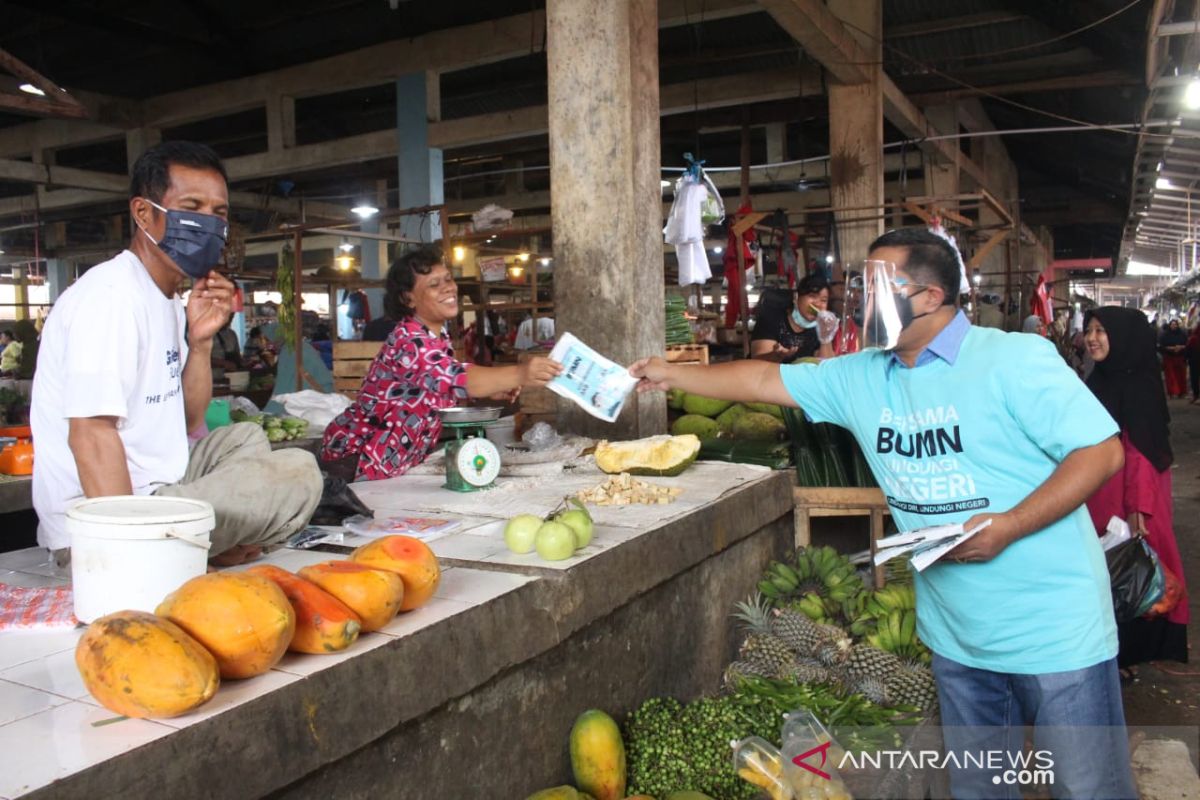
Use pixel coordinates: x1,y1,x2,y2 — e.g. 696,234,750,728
0,462,794,799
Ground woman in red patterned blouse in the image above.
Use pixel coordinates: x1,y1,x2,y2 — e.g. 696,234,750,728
321,247,561,481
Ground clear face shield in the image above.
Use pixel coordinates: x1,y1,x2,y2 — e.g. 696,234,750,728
848,260,929,350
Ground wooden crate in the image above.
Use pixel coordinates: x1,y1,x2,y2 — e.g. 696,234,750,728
332,340,383,399
793,485,892,588
665,344,709,365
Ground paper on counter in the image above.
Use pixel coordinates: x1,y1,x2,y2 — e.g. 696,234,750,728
547,332,638,423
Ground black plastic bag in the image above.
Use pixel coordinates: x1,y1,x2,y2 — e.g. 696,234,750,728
308,472,373,526
1106,537,1164,623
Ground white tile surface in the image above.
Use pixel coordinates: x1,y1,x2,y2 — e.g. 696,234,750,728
224,547,341,575
0,570,69,589
374,596,473,637
0,548,52,573
1,648,89,701
154,668,300,729
271,629,397,677
0,678,69,726
433,567,533,606
0,701,174,798
0,628,83,671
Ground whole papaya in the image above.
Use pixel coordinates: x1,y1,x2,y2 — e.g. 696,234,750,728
569,709,625,800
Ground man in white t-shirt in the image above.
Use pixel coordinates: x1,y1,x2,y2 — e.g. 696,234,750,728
32,141,322,567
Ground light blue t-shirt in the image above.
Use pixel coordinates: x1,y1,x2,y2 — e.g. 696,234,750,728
780,312,1119,674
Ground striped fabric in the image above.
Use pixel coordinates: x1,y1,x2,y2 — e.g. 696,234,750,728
0,584,78,630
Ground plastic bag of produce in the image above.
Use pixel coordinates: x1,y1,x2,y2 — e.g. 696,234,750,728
272,389,351,430
1106,535,1164,622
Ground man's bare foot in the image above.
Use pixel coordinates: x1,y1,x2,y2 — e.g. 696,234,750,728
208,544,264,568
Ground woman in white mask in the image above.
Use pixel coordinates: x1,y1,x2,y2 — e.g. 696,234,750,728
750,272,838,363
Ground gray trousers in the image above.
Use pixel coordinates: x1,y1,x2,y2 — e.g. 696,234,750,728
155,422,323,554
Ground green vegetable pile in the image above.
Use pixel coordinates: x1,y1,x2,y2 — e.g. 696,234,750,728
624,681,917,799
230,410,309,442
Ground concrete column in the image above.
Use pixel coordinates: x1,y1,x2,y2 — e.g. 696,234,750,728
547,0,665,438
360,179,388,323
266,95,296,152
46,259,72,302
766,123,787,165
827,0,883,266
395,71,444,243
922,105,959,199
125,128,162,168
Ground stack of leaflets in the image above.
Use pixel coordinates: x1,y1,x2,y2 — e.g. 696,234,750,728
873,518,992,572
547,332,639,423
342,515,461,540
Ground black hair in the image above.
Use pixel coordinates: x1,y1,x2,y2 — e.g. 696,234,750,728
795,272,830,297
249,326,262,338
385,245,445,319
0,330,12,340
129,141,228,202
869,228,961,306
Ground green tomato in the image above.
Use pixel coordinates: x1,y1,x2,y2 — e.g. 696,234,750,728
503,514,543,554
555,509,593,548
535,520,576,561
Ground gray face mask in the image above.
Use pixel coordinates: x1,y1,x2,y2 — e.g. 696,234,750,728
137,199,228,279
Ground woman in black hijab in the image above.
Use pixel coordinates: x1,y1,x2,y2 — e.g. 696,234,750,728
1083,307,1189,671
1160,318,1189,398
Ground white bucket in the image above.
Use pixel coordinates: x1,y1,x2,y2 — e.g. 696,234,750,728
67,496,214,623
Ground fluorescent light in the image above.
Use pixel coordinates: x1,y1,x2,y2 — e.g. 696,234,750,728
972,273,982,285
339,238,353,253
1186,78,1200,110
350,205,379,218
1094,268,1105,273
1156,177,1173,190
18,83,44,96
660,180,671,188
825,255,835,264
713,246,723,254
539,258,551,267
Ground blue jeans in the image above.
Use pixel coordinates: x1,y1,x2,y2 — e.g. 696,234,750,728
932,653,1137,800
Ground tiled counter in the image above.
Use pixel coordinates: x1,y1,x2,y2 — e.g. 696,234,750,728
0,464,794,799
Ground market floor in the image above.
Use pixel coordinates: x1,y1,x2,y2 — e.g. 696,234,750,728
1120,396,1200,729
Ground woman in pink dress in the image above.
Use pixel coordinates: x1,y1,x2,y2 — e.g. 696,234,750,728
1084,307,1189,673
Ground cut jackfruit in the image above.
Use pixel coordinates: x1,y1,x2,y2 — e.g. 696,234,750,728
593,434,701,477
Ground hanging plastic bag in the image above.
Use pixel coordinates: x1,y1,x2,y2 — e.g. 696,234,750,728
700,173,725,225
1106,536,1164,622
1147,561,1184,617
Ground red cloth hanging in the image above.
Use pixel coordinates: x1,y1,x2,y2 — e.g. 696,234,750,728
723,203,758,329
1031,276,1052,326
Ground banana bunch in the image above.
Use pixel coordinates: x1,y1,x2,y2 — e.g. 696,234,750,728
757,560,802,600
849,583,917,637
865,608,929,663
789,592,832,624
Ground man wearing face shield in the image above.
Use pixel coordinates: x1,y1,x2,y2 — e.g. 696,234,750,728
632,227,1134,799
32,141,323,568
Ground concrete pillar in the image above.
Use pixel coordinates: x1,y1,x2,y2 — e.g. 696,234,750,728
922,105,959,200
360,179,389,324
547,0,665,438
827,0,883,267
266,95,296,152
395,71,444,243
766,123,787,165
46,259,72,302
125,128,162,168
12,267,28,320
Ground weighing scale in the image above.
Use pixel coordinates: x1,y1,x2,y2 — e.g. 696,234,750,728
437,406,503,492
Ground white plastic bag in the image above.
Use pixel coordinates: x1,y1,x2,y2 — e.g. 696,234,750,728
271,390,352,430
1100,515,1133,552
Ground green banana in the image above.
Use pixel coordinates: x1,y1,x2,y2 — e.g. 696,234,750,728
899,609,917,646
757,580,781,599
774,563,800,585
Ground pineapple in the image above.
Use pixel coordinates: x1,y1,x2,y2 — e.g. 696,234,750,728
842,643,902,680
853,674,891,706
724,659,773,689
884,664,938,711
769,608,848,657
776,658,836,686
739,633,795,675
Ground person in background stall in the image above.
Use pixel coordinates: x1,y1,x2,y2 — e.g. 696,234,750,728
629,227,1135,800
750,273,839,363
1159,318,1188,399
242,326,277,369
31,141,322,568
0,329,20,377
210,317,242,371
1084,307,1189,678
1186,323,1200,404
320,246,562,481
1021,312,1046,336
